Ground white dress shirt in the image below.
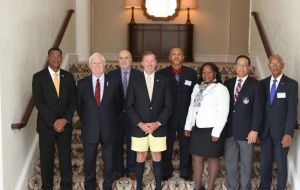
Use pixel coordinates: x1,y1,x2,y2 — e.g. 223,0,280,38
48,67,60,82
92,74,105,100
184,83,230,137
270,73,283,91
234,75,248,94
144,71,155,100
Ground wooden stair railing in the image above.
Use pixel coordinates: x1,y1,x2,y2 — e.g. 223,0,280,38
251,11,299,130
11,9,75,130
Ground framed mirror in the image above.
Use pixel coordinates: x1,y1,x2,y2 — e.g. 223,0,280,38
142,0,180,21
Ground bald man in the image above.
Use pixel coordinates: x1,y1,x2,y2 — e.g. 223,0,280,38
259,55,298,190
108,50,140,180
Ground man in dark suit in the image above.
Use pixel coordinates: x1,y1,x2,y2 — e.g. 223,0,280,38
77,53,121,190
32,47,76,190
259,55,298,190
158,47,197,180
224,55,264,190
108,49,140,180
127,51,172,190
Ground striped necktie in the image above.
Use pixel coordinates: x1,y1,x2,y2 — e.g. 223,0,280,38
234,79,243,104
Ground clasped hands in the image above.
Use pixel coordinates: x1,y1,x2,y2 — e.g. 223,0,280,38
138,122,161,134
53,118,68,133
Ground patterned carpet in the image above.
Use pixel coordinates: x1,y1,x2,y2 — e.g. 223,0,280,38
28,62,290,190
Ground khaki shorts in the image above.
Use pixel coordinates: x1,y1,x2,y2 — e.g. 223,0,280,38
131,133,166,152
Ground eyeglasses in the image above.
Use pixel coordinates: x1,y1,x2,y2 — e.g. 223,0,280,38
269,63,282,67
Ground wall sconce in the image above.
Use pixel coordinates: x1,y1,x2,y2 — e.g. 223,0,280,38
180,0,198,24
125,0,142,24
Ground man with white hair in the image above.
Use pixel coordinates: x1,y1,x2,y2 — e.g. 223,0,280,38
77,53,121,190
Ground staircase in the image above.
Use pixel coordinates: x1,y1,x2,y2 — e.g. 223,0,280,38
28,62,290,190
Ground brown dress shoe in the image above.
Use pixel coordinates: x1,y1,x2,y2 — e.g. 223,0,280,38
126,172,136,180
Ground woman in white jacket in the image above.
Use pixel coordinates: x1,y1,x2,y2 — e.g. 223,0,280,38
184,62,230,190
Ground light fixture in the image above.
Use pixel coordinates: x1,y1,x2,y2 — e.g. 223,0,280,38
180,0,198,24
125,0,142,24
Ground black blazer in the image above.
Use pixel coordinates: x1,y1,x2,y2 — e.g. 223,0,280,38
32,68,76,135
108,67,141,111
224,76,265,140
158,66,197,129
127,72,172,137
260,75,298,139
77,74,121,144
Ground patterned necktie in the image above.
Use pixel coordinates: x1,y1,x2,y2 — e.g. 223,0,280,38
122,71,128,98
175,71,180,85
53,73,60,96
234,79,243,104
95,79,101,106
146,76,153,101
269,79,277,105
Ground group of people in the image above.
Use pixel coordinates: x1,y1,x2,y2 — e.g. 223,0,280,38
32,47,298,190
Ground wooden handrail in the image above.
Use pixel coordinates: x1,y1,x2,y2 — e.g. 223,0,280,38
11,9,75,130
251,12,273,57
252,11,299,130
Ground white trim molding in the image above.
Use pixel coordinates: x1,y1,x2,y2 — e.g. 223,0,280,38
14,134,39,190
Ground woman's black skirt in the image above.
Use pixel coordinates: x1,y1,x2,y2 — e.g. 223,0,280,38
189,127,225,158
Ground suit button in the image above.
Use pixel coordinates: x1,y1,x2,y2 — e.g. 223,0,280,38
97,119,100,122
233,110,235,113
150,107,153,109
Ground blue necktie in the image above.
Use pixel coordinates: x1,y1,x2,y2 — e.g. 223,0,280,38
175,71,180,85
269,79,277,105
122,71,128,98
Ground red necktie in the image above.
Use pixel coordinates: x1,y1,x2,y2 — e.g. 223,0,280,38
95,79,101,106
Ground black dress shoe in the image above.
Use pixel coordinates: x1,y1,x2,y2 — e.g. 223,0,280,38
180,175,192,181
112,172,124,181
162,174,172,181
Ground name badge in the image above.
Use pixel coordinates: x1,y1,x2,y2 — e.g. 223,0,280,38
184,80,192,86
277,92,286,98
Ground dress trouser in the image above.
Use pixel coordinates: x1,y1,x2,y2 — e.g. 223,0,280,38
39,133,72,190
113,112,136,174
162,127,192,177
224,136,253,190
259,132,289,190
83,142,113,190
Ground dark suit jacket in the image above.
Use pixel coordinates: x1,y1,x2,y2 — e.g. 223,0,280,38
225,76,265,140
127,71,172,137
158,66,197,130
77,74,121,144
260,75,298,139
32,68,76,135
108,67,140,111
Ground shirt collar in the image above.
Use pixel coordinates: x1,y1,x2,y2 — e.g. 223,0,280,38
271,73,283,82
121,68,131,74
171,66,183,75
236,75,248,82
144,71,155,79
92,74,104,82
48,66,60,76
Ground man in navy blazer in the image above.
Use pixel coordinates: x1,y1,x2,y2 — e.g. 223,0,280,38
32,47,76,190
77,53,121,190
127,51,172,190
259,55,298,190
158,47,197,180
108,49,140,180
224,55,265,190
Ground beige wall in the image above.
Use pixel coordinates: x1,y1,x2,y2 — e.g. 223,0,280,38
0,0,75,189
250,0,300,189
92,0,249,60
